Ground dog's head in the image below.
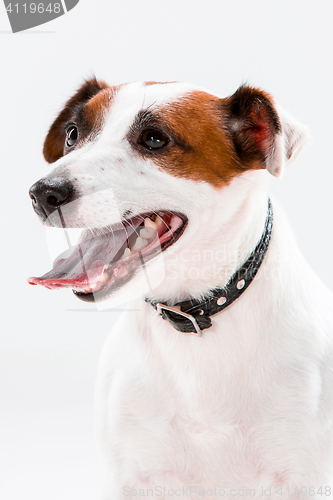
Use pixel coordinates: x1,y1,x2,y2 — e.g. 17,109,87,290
28,79,308,303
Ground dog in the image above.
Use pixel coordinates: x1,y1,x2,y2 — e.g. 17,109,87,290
28,79,333,499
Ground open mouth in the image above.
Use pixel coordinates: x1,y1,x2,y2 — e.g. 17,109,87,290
28,211,187,302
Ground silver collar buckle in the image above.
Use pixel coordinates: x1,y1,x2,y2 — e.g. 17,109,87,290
156,303,203,336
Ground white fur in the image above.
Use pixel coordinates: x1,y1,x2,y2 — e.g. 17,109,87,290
41,83,333,498
267,106,310,177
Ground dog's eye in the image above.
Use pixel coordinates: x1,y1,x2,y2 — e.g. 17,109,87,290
66,126,78,148
139,129,169,150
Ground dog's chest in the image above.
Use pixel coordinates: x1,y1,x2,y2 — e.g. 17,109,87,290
97,308,330,487
102,367,261,485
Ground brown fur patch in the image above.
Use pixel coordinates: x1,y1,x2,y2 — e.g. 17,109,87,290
131,87,281,187
152,91,242,186
43,78,116,163
74,87,119,148
144,81,177,86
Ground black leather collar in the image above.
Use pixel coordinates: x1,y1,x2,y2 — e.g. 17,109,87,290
146,199,273,336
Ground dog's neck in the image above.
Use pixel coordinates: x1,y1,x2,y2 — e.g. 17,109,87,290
146,198,273,335
147,178,270,305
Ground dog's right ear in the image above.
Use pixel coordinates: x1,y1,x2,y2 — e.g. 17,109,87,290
43,78,109,163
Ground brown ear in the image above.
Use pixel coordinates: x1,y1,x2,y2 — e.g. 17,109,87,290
226,85,283,176
225,85,309,177
43,78,109,163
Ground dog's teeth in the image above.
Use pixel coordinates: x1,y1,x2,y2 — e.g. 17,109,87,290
143,215,163,230
149,214,164,226
155,215,164,227
133,237,148,251
73,285,95,292
144,218,158,230
140,226,155,239
132,237,141,250
100,271,109,282
122,248,132,259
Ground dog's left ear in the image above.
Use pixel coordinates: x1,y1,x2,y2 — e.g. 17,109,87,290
226,85,309,177
43,77,109,163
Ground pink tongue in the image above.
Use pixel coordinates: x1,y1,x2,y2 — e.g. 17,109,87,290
28,222,139,290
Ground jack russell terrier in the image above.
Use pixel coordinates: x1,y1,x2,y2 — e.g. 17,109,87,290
28,79,333,499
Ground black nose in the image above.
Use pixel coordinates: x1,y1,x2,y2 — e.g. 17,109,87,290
29,178,73,219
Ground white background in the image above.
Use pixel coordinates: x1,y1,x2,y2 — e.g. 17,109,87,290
1,1,333,499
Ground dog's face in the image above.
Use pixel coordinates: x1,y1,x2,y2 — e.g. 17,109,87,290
28,79,307,303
